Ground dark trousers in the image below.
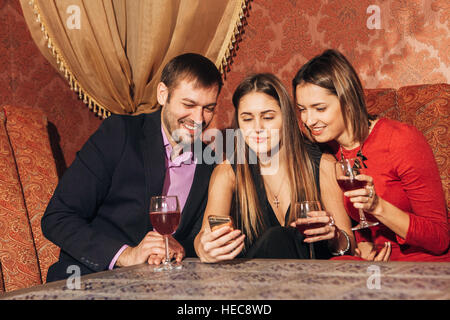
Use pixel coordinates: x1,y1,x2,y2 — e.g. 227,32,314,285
244,226,332,260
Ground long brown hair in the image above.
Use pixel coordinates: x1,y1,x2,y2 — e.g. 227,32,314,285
232,73,320,244
292,49,375,144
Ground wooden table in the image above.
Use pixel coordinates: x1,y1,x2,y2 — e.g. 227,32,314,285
1,258,449,300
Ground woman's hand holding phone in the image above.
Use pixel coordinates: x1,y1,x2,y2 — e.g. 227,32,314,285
197,215,245,263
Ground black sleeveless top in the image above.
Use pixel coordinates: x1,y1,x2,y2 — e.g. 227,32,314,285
230,141,323,250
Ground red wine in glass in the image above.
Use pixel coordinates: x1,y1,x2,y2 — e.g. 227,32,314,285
149,196,182,271
294,201,324,259
336,179,367,192
296,222,327,235
150,210,180,235
335,158,379,231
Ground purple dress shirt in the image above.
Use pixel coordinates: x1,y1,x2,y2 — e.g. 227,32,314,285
108,125,197,269
160,126,197,209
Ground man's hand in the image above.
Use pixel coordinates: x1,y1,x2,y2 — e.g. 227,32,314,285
159,235,185,265
116,231,185,267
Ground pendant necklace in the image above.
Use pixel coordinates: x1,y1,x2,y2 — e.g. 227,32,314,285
340,144,368,169
265,169,287,208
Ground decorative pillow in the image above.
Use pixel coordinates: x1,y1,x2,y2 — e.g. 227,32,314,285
397,84,449,209
3,105,60,284
0,108,41,291
364,88,401,121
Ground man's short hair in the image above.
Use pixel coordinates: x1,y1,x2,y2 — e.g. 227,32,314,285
160,53,223,99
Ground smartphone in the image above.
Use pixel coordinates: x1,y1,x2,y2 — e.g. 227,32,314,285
208,215,234,231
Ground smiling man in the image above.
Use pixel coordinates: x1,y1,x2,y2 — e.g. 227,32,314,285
42,53,223,282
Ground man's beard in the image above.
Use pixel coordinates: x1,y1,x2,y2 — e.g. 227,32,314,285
162,109,201,146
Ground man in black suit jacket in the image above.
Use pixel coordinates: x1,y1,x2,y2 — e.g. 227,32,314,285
42,53,223,282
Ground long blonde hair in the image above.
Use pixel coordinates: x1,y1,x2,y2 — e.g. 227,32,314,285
232,73,320,245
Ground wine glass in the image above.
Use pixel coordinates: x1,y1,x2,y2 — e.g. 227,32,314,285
335,158,379,231
149,195,182,271
294,201,325,259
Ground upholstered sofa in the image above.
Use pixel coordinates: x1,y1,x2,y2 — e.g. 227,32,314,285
0,105,59,292
0,83,448,293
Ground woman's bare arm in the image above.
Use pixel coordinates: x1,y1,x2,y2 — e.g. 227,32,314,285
194,161,245,262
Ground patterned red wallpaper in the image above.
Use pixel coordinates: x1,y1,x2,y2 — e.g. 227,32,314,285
1,0,448,166
213,0,449,129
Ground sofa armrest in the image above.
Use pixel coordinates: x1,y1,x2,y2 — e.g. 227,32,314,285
3,105,60,284
0,106,42,291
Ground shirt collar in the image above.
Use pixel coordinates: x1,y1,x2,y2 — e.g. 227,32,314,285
161,125,195,166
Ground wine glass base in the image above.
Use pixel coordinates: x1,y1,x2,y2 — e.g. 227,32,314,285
153,261,183,272
351,221,379,231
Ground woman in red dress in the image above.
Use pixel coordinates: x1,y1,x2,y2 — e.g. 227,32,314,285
292,49,449,261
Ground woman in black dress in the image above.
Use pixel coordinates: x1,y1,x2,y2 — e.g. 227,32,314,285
194,73,355,262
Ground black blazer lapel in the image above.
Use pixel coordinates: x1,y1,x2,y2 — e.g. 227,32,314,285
140,110,166,212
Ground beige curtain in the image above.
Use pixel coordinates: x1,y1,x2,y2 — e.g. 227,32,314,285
20,0,250,118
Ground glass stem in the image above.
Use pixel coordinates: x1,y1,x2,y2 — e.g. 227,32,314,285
164,235,170,263
309,243,315,259
358,209,367,225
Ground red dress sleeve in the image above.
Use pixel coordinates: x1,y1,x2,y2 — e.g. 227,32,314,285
389,124,449,254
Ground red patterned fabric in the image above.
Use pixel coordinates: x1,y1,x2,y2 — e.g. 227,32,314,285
3,105,60,284
364,88,401,121
213,1,449,131
0,108,41,292
1,2,102,170
397,84,449,210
